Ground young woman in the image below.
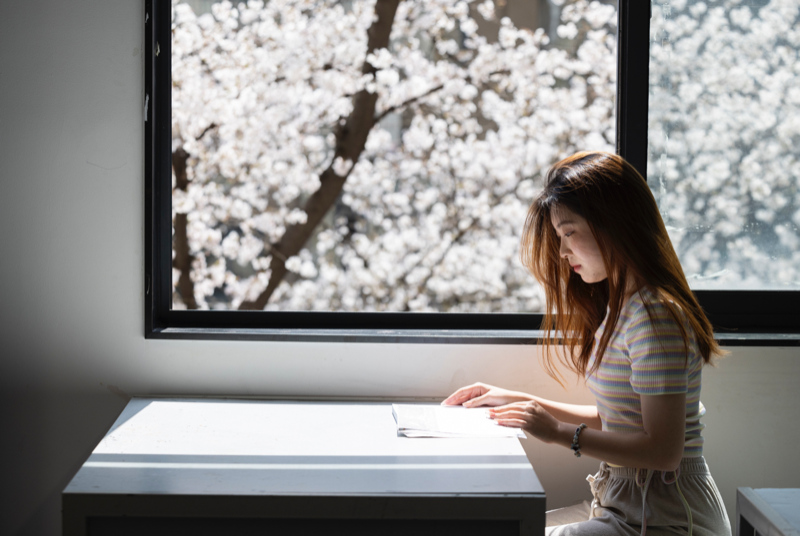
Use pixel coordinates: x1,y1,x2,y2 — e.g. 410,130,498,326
443,152,731,535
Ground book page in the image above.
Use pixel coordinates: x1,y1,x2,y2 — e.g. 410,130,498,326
392,404,524,438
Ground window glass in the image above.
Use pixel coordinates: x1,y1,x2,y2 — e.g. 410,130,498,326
648,0,800,289
171,0,617,311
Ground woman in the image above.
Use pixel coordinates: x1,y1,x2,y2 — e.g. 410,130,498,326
443,152,731,535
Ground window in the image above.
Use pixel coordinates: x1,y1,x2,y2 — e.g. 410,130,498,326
649,0,800,291
646,0,800,336
145,0,800,342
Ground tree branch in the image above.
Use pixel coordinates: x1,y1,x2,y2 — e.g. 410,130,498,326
239,0,402,310
373,69,511,123
395,185,518,310
196,122,217,141
172,147,198,309
374,83,444,123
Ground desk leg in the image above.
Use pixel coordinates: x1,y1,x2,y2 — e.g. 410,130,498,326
62,496,86,536
737,515,756,536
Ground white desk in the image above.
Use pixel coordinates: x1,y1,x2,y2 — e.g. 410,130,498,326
63,398,545,535
737,488,800,536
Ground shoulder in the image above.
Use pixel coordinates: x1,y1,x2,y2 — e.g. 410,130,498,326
623,288,693,348
626,288,685,330
624,289,700,394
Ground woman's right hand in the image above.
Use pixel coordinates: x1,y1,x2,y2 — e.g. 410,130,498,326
441,382,531,408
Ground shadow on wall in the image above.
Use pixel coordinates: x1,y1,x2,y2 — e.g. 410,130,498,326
0,390,128,536
2,348,800,534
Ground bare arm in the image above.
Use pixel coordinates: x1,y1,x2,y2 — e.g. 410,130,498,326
492,393,686,472
528,395,602,430
442,383,601,430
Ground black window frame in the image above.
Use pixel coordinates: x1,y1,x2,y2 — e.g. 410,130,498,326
145,0,800,345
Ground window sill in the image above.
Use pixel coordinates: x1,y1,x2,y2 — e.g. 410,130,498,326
149,328,800,346
152,328,541,344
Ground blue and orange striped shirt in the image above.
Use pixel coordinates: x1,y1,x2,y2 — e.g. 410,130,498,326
585,289,705,457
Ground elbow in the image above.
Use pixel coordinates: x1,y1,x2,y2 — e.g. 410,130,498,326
651,445,684,472
653,455,683,473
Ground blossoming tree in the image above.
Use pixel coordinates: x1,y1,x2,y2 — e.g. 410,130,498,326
648,0,800,288
171,0,618,311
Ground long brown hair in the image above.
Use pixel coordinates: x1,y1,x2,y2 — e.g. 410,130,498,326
521,152,723,383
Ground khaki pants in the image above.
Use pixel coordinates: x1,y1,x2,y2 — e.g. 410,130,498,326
545,457,731,536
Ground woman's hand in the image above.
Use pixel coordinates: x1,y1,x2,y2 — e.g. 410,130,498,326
489,401,566,444
441,383,531,408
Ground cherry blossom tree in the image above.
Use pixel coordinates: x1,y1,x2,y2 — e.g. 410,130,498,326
648,0,800,288
170,0,619,311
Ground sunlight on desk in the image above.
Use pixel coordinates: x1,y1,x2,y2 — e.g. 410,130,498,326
63,398,546,535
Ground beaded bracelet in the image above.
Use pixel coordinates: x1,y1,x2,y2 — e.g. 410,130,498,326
570,423,588,457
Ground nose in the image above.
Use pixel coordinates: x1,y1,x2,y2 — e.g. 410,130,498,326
559,238,571,259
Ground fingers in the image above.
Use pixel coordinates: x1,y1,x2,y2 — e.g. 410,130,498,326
491,402,559,442
462,393,492,407
490,408,527,420
440,387,471,406
490,407,529,429
441,389,475,406
494,418,527,428
441,383,485,406
489,402,526,414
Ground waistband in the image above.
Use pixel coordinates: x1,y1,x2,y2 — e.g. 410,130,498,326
589,457,706,535
607,456,709,478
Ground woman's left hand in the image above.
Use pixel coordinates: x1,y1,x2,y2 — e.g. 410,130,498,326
489,401,564,444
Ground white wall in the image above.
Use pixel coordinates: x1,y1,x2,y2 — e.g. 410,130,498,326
1,1,798,534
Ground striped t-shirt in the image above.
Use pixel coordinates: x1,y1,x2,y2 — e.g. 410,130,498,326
585,289,705,457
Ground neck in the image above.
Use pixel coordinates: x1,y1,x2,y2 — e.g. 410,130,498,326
625,276,640,298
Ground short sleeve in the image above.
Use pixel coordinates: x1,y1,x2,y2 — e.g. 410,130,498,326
626,300,690,395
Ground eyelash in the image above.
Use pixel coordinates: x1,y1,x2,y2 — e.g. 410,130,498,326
564,231,574,238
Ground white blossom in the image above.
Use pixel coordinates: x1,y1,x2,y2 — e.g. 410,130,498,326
477,0,495,21
332,157,355,177
284,256,303,274
170,0,626,310
649,0,800,288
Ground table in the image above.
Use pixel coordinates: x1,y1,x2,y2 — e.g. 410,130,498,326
63,398,545,535
737,488,800,536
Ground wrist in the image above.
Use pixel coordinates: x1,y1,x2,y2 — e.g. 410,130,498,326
504,391,534,404
518,392,536,403
557,421,574,447
568,423,589,456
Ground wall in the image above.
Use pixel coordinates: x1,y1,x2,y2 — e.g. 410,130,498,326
1,1,798,534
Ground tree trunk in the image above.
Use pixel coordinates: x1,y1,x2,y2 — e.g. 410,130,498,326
172,147,197,309
239,0,402,310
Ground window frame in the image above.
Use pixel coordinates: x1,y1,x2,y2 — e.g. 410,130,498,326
144,0,800,345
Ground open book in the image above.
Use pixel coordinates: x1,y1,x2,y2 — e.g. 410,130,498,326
392,404,525,438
